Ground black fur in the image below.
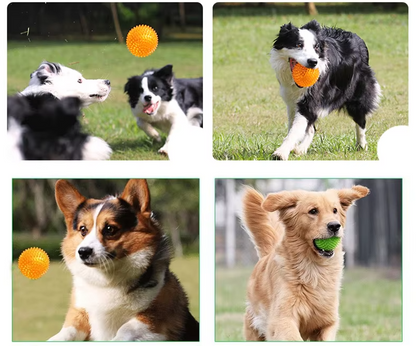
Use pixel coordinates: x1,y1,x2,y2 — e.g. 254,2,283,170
8,94,90,160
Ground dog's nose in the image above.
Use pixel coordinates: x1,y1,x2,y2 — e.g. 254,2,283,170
144,95,152,102
307,59,318,68
327,221,341,235
78,247,93,260
104,79,111,86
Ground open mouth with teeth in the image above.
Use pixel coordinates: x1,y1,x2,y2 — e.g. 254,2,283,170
313,237,341,258
143,101,160,115
89,93,109,102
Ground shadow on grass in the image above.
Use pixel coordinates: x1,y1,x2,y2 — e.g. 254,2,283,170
213,3,408,17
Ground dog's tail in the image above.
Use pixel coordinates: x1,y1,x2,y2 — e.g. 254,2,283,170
241,186,282,258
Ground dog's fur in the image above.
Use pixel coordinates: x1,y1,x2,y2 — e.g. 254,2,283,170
8,94,112,160
21,61,111,108
49,179,199,341
124,64,203,155
270,20,381,160
241,185,369,341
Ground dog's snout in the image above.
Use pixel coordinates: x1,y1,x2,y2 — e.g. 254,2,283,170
144,95,152,102
327,221,341,235
307,58,318,68
78,247,93,260
104,79,111,86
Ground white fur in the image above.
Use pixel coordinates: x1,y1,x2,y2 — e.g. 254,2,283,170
21,62,111,107
48,326,87,341
112,319,166,341
81,136,113,160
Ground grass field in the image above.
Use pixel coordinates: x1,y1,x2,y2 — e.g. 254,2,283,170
216,266,402,341
213,3,408,160
12,256,199,341
7,35,202,160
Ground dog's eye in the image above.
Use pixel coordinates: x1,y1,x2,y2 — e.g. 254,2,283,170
297,43,304,49
77,78,83,83
333,208,338,214
309,208,318,215
152,86,158,91
79,226,88,237
314,43,320,50
103,224,118,236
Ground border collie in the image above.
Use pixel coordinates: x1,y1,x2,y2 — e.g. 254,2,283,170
49,179,199,341
21,61,111,108
124,64,203,155
8,94,112,160
270,20,381,160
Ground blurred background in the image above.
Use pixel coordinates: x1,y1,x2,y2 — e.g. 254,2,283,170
12,179,199,341
215,178,402,341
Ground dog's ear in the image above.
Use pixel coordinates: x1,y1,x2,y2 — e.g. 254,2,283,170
337,185,370,211
30,61,62,84
55,180,86,222
120,179,151,215
301,20,321,34
262,191,300,212
154,65,174,85
279,22,296,35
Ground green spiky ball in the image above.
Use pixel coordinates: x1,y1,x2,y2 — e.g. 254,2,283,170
314,237,341,251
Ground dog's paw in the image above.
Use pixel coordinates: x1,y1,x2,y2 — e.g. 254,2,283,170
272,148,289,161
356,141,368,151
158,146,168,156
293,145,308,156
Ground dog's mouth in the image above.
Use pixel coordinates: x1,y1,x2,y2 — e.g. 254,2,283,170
289,58,298,72
89,93,109,102
313,239,335,258
143,101,160,115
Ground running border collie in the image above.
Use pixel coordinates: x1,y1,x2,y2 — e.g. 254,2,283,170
124,64,203,155
270,20,381,160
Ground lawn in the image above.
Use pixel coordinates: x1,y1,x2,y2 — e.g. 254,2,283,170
7,37,202,160
213,3,408,160
12,256,199,341
215,266,402,341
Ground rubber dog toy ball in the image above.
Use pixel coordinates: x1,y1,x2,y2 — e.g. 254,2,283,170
18,247,50,280
292,63,320,88
126,25,158,58
314,237,341,251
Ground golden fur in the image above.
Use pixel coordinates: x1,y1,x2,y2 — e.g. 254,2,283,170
242,185,369,341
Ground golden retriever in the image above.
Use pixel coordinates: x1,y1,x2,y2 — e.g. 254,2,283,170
241,185,370,341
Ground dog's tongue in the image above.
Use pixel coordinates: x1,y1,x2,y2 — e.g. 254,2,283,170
143,103,156,114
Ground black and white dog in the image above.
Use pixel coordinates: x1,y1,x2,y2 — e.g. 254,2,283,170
124,64,203,156
270,20,381,160
8,61,112,160
8,94,111,160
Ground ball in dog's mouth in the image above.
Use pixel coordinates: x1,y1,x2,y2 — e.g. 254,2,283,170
313,237,341,258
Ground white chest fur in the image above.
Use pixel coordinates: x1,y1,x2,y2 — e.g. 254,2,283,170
73,275,163,341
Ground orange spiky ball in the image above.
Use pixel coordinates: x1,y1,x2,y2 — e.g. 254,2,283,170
292,63,320,88
126,25,158,58
18,247,50,280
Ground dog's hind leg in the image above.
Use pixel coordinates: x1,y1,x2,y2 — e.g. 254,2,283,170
272,113,308,160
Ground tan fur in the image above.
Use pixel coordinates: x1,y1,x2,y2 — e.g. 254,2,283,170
242,185,369,341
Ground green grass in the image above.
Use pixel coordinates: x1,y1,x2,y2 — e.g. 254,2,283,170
12,256,199,341
213,3,408,160
215,266,402,341
7,38,202,160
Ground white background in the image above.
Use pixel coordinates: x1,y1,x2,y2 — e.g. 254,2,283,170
4,1,413,346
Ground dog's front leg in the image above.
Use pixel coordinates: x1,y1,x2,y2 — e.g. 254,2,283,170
111,318,166,341
48,307,89,340
266,318,303,341
135,117,162,142
309,323,338,341
272,112,308,160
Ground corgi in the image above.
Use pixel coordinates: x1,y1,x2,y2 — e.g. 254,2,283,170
49,179,199,341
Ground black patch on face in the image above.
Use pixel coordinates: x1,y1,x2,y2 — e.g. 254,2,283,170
72,201,103,231
273,22,302,50
31,61,62,84
101,198,138,232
